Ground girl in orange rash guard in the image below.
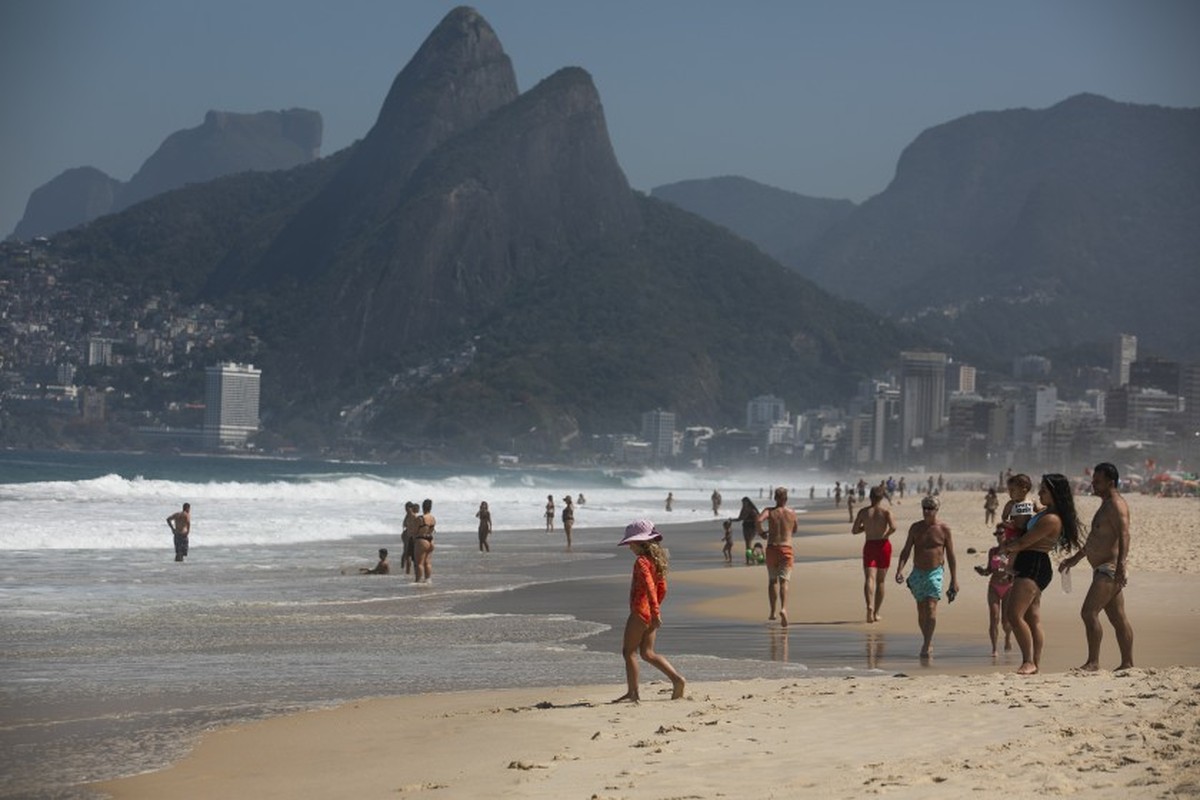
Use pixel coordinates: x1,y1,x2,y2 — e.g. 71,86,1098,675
613,520,686,703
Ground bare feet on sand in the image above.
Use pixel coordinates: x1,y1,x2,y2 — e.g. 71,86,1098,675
671,678,686,699
611,692,639,704
779,610,788,628
1016,662,1039,675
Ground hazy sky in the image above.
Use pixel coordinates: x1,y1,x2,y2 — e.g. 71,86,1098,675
2,0,1198,238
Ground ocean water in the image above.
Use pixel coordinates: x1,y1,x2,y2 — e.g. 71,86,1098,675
0,451,876,799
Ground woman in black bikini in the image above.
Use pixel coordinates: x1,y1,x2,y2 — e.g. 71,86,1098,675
1002,473,1082,675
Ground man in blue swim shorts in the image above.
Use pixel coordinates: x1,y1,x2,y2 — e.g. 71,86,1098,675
895,496,959,659
906,564,944,601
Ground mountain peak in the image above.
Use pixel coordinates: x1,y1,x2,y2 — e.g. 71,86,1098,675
364,6,517,172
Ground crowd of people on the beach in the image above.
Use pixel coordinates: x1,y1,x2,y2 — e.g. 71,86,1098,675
163,459,1135,703
835,463,1135,675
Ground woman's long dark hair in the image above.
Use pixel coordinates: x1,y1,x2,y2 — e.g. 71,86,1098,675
1041,473,1081,552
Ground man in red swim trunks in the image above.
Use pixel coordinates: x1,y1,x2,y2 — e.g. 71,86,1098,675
852,486,897,623
757,487,798,627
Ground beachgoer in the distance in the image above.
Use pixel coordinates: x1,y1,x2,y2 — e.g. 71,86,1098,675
476,501,492,553
975,526,1014,656
895,495,959,659
562,495,575,550
665,492,674,512
577,493,586,506
846,489,857,522
834,481,842,507
166,502,191,562
852,486,897,623
720,519,733,563
984,487,999,526
1058,462,1134,671
897,476,906,501
711,489,722,516
736,497,760,565
412,499,436,584
401,501,420,574
544,495,555,532
1001,473,1082,675
359,548,390,574
613,520,686,703
757,487,798,627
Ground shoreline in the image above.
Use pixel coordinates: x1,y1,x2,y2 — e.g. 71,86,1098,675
91,491,1200,797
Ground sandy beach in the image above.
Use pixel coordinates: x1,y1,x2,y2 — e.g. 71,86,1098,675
93,490,1200,798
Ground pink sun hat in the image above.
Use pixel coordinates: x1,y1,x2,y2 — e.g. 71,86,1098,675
618,519,663,546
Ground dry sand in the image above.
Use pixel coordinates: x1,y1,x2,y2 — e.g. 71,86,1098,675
94,491,1200,799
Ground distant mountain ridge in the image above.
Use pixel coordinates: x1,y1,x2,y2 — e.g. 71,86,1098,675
51,6,902,454
11,108,322,240
650,176,855,263
656,95,1200,362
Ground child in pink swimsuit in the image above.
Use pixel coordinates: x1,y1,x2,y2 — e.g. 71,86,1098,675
613,520,686,703
975,525,1016,656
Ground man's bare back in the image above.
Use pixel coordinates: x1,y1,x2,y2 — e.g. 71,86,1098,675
852,505,896,541
167,509,190,535
763,505,797,546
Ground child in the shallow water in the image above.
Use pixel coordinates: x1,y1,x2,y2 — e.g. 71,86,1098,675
359,548,390,575
721,519,733,563
613,520,686,703
975,526,1015,655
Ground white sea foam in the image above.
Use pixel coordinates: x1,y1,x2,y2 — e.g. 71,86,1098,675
0,461,838,550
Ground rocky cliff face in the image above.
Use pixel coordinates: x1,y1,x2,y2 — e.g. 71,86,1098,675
119,109,322,210
220,8,642,378
313,66,641,367
224,6,521,292
12,167,121,241
792,94,1200,359
10,109,322,240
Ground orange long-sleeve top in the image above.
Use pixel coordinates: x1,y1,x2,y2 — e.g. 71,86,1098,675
629,554,667,624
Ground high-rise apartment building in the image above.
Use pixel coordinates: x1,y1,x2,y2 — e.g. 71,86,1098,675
640,409,676,460
1112,333,1137,388
746,395,787,431
900,350,948,454
204,362,261,449
949,363,977,395
871,384,901,465
87,338,113,367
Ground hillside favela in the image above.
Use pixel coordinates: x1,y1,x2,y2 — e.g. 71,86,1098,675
4,241,1198,481
2,5,1199,800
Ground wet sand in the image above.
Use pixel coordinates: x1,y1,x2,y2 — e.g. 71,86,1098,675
93,491,1200,798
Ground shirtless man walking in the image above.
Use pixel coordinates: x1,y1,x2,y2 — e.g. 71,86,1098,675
757,487,798,627
895,495,959,658
852,486,897,623
1058,462,1134,671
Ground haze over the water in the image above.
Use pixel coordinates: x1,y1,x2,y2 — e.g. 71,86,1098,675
2,0,1198,239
